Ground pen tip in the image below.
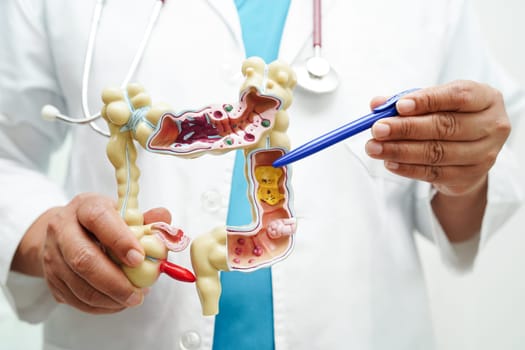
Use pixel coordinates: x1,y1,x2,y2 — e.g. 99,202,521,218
272,159,285,168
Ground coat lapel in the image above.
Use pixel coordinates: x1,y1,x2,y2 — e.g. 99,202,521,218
204,0,245,55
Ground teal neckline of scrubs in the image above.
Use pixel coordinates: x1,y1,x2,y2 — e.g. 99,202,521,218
212,1,291,349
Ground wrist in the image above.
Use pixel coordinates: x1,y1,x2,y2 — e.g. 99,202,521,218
431,176,488,242
10,207,61,277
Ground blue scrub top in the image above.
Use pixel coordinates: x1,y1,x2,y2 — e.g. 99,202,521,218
212,1,291,349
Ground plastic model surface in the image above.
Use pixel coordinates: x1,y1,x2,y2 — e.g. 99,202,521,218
99,57,297,314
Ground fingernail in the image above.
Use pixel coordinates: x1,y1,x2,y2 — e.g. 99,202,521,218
396,99,416,113
385,161,399,170
372,123,390,139
365,141,383,155
126,291,143,306
126,249,144,266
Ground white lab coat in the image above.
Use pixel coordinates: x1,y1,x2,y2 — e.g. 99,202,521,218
0,1,523,349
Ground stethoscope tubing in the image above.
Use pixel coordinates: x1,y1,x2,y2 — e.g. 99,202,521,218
80,0,164,137
313,0,322,47
80,0,105,135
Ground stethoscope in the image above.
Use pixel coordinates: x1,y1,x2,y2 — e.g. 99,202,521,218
41,0,165,137
293,0,339,94
41,0,338,136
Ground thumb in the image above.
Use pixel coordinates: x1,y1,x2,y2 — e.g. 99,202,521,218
76,196,145,267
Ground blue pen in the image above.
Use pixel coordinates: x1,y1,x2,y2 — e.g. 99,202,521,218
272,88,420,168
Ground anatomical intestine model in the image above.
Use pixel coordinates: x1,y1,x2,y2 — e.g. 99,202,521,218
98,57,297,315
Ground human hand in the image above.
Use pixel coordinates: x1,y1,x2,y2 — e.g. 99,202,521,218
365,80,510,196
40,193,169,314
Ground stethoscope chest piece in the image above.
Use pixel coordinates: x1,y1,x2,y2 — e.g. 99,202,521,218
294,0,339,94
295,54,339,94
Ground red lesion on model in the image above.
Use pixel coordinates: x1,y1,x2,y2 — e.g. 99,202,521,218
159,260,196,282
175,115,220,144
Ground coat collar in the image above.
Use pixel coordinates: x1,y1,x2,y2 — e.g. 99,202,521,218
205,0,337,64
204,0,245,56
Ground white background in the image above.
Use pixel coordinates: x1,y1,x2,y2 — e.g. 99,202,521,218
1,1,525,349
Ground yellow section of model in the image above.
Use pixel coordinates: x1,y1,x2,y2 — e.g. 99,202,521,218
255,166,285,205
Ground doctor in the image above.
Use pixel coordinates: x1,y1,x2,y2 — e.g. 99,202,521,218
1,1,523,349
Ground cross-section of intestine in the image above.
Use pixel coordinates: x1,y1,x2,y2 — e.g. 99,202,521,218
227,148,296,271
146,88,281,157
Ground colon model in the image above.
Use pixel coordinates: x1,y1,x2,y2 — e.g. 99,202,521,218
100,57,297,315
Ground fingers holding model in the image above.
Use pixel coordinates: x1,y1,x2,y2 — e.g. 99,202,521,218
11,193,150,314
366,80,510,196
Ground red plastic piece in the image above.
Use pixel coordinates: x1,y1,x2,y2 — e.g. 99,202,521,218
159,260,196,283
